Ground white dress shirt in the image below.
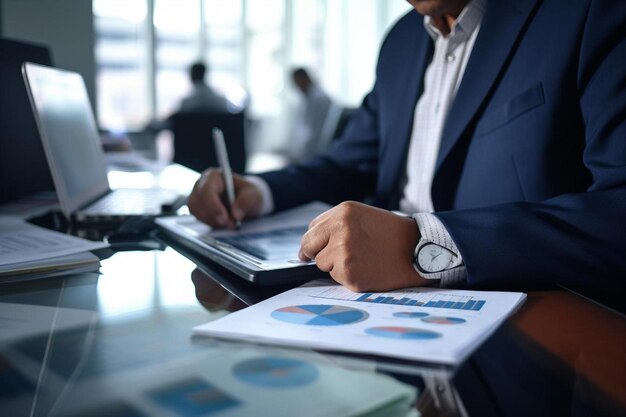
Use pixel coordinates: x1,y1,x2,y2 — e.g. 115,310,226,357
250,0,486,287
404,0,485,286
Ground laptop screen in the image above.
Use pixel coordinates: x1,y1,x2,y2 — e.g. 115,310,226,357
22,63,110,217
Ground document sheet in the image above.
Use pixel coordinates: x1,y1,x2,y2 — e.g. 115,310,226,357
0,216,108,276
194,279,526,364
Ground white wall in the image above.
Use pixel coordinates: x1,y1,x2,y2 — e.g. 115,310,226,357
0,0,96,110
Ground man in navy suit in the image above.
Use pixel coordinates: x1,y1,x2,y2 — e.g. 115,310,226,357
189,0,626,291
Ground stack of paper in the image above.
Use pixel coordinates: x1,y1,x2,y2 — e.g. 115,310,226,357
0,216,108,281
194,279,526,365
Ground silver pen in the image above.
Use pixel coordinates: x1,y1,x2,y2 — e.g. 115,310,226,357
213,127,241,229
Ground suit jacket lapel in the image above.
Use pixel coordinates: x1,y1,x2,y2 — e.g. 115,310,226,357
435,0,541,176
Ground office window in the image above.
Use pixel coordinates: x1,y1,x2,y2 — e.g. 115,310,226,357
94,0,151,131
289,0,325,68
93,0,411,134
245,0,285,116
202,0,247,109
154,0,201,119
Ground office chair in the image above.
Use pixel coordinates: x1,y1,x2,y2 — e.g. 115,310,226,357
171,112,247,174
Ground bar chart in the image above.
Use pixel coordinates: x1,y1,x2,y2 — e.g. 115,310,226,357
311,287,487,311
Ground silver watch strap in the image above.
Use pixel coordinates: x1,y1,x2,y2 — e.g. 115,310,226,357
413,213,466,286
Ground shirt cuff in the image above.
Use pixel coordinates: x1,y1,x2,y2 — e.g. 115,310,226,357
244,175,275,216
412,213,467,287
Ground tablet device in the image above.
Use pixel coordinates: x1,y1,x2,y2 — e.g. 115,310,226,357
155,202,331,285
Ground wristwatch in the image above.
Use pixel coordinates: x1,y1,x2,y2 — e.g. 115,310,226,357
414,242,458,274
411,213,466,282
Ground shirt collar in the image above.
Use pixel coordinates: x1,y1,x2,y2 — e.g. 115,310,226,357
423,0,487,42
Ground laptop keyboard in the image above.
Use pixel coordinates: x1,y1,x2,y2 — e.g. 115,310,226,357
85,188,181,215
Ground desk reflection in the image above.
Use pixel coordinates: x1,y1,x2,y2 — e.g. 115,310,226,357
0,249,429,417
191,268,247,313
3,239,622,417
1,306,419,417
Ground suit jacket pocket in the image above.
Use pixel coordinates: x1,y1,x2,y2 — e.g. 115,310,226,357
474,82,545,137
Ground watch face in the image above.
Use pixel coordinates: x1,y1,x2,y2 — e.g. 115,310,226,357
417,243,454,273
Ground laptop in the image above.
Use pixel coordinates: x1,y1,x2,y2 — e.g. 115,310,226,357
22,62,185,224
155,202,331,285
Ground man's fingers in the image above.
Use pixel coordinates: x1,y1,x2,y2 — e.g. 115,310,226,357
205,169,225,193
311,245,334,273
299,222,331,261
300,207,337,261
206,192,232,226
200,172,231,225
308,208,333,230
188,170,231,227
231,185,262,222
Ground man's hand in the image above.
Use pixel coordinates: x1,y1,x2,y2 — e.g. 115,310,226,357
299,201,430,292
188,168,263,229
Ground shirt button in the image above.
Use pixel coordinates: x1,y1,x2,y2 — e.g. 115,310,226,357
446,53,456,63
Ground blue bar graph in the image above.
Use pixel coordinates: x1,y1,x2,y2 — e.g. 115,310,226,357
312,289,487,311
351,295,487,311
350,296,488,311
356,293,371,302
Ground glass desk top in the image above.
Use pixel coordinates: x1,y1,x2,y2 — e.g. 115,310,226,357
1,243,624,417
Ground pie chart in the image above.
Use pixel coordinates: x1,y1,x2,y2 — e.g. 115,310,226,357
271,304,369,326
232,357,319,388
393,311,429,319
421,316,466,325
365,326,442,340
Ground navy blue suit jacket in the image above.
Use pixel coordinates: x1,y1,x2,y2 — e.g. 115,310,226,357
260,0,626,287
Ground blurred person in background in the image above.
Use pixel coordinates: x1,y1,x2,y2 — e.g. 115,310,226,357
286,68,333,162
178,61,230,114
148,61,237,134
